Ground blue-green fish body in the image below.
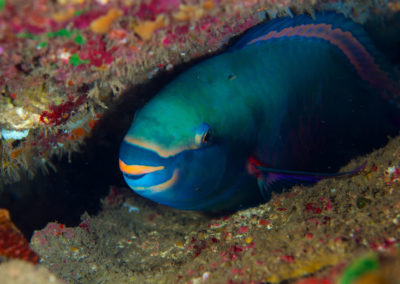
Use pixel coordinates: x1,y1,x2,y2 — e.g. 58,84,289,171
119,13,399,210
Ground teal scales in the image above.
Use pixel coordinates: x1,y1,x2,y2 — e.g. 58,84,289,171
119,12,400,211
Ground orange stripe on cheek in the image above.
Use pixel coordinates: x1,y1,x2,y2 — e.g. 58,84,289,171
119,159,164,175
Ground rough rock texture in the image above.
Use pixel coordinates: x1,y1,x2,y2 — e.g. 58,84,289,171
1,0,400,282
0,208,39,263
0,0,398,185
31,135,400,283
0,259,64,284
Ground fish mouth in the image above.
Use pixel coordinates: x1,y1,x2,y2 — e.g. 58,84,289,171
119,159,179,193
125,173,146,180
130,169,179,193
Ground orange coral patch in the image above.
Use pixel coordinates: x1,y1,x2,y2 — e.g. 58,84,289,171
173,4,205,21
0,209,40,264
52,8,76,22
108,29,127,41
88,119,97,129
11,149,23,159
90,8,123,34
68,127,87,140
134,15,165,41
203,0,214,10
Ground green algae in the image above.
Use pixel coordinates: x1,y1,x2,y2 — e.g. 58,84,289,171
74,34,86,45
47,29,74,39
69,54,90,67
16,32,39,40
339,254,379,284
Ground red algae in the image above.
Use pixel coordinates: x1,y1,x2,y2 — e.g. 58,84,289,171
0,209,39,264
1,0,400,281
40,95,86,126
136,0,179,20
2,0,389,185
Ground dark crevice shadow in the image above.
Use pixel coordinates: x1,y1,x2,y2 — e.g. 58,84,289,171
0,52,221,239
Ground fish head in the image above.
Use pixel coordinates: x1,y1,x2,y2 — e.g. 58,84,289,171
119,97,232,210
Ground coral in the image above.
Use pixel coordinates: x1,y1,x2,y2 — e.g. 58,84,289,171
338,254,379,284
89,8,123,34
39,95,86,126
133,15,166,41
52,8,76,23
0,0,262,185
0,0,398,282
0,0,399,212
173,2,214,21
0,209,39,264
78,36,116,67
0,259,64,284
135,0,179,20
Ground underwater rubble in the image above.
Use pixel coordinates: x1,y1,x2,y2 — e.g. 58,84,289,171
0,259,63,284
0,209,39,264
29,135,400,283
1,0,400,283
0,209,61,284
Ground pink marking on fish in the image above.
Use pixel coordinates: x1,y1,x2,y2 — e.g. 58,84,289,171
247,24,396,95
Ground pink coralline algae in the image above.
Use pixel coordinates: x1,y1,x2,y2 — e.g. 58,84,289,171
384,165,400,184
305,197,333,214
305,203,322,214
136,0,180,20
219,242,255,262
104,186,125,208
40,95,86,126
32,222,76,247
296,278,333,284
162,25,190,46
73,10,108,29
237,226,248,234
79,37,117,67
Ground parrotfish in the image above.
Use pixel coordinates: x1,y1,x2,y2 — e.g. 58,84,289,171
119,12,399,211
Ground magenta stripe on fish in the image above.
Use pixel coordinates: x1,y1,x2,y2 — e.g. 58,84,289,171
247,23,396,95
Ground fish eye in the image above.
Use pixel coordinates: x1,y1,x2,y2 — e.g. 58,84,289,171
195,123,212,146
202,130,211,144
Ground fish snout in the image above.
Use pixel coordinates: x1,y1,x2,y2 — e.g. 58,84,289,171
119,140,180,194
119,158,179,195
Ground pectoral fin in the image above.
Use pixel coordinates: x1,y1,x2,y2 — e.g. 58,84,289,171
247,157,366,200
